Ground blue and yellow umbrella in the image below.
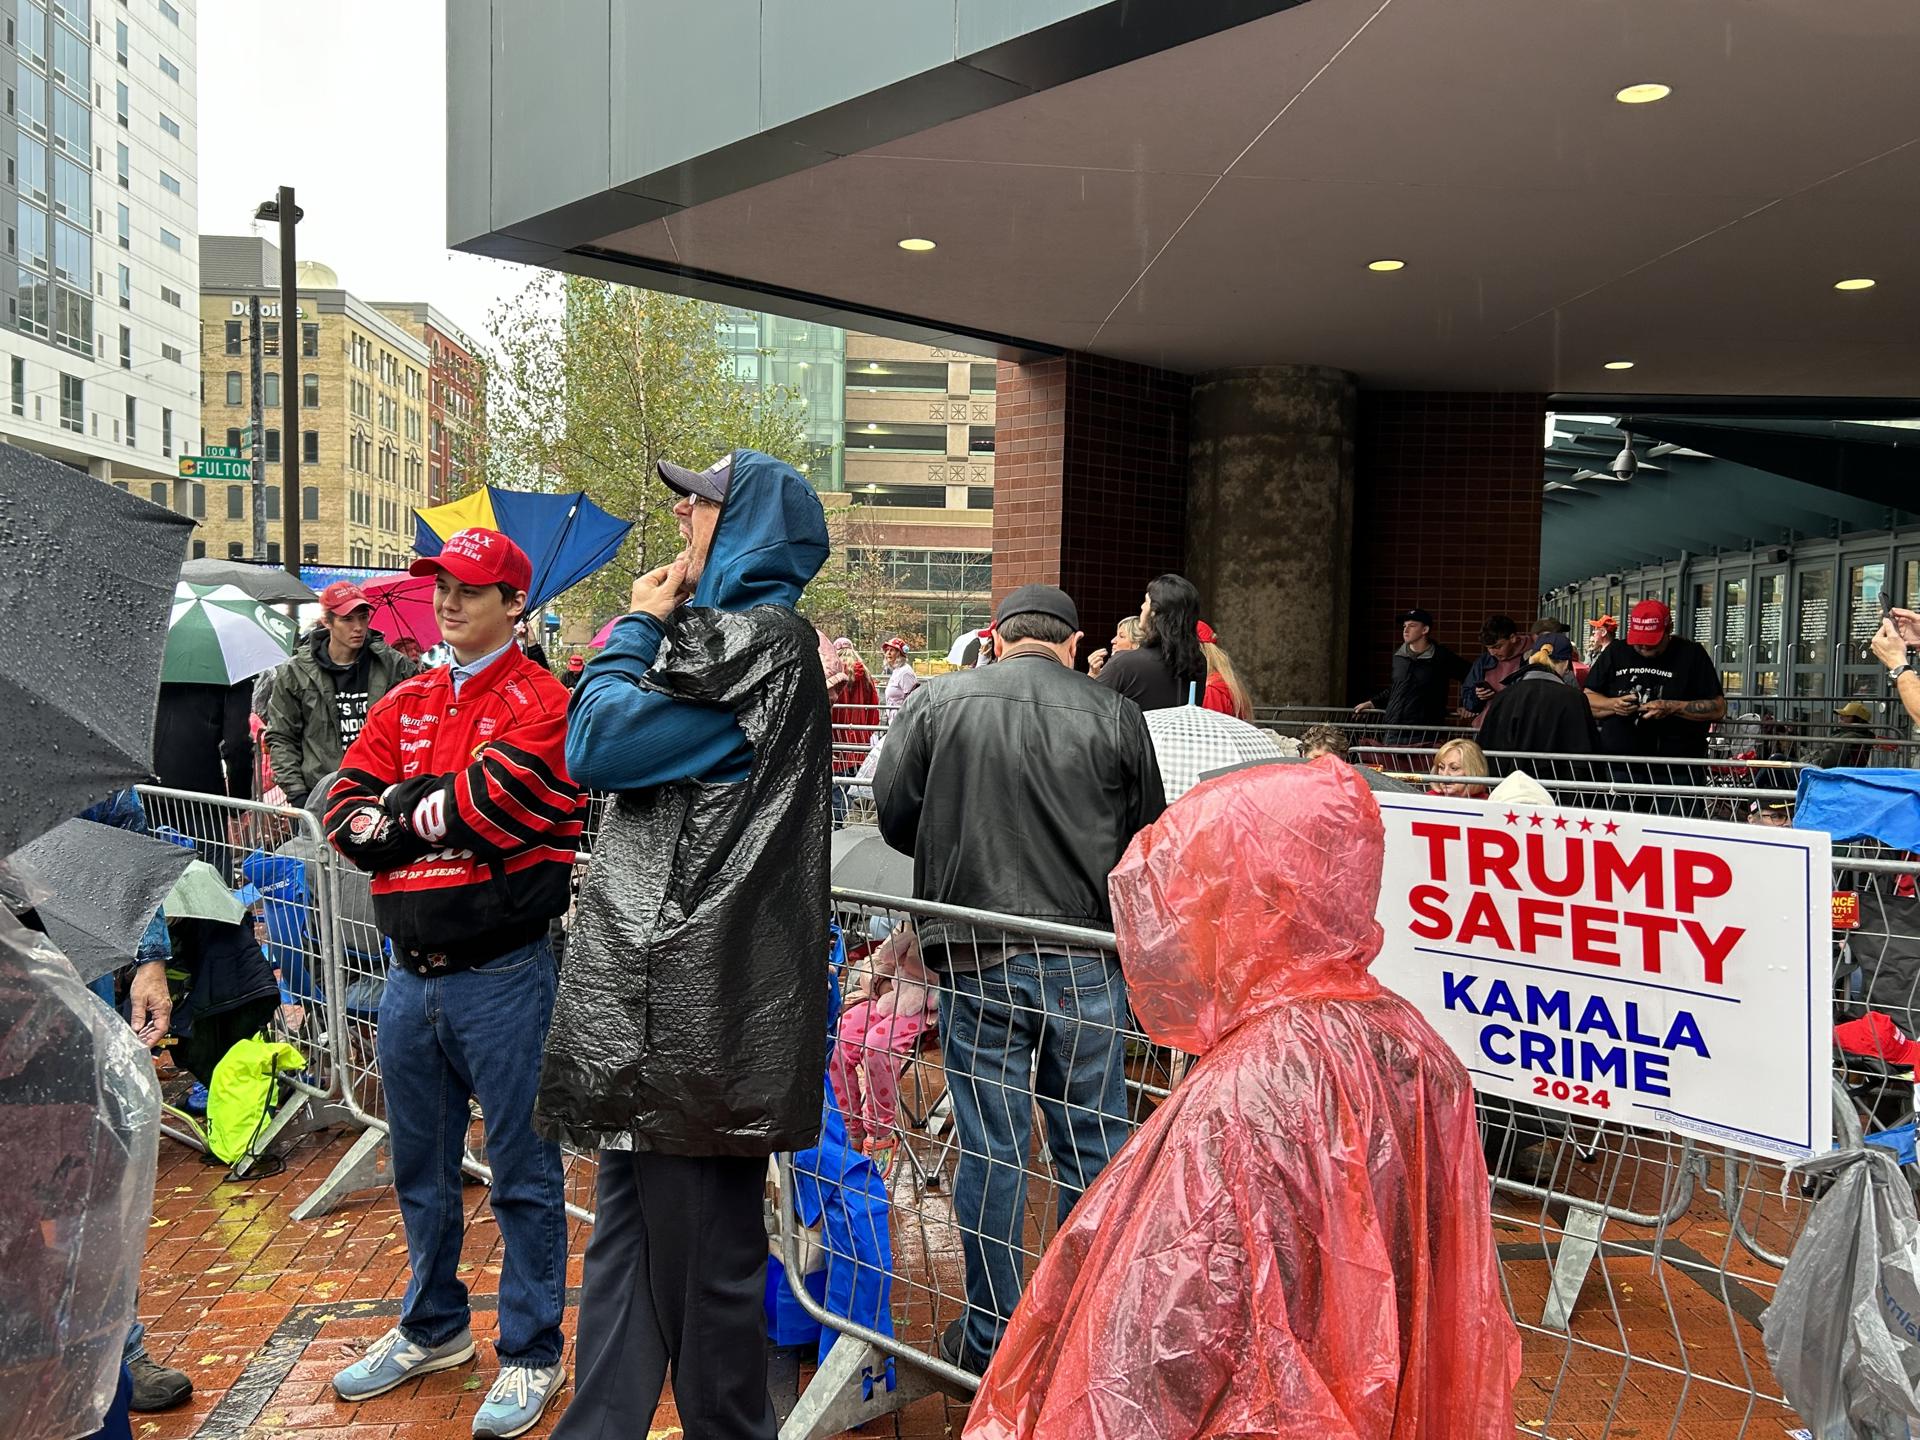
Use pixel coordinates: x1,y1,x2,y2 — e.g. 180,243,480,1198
413,487,632,610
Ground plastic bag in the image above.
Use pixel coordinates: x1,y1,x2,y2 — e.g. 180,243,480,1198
0,902,160,1440
1763,1148,1920,1438
965,758,1518,1440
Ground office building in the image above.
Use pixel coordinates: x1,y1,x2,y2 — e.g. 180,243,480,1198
371,300,484,507
3,0,199,500
197,236,429,568
720,312,996,649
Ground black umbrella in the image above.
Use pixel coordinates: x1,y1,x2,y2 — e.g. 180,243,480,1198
0,442,193,856
8,818,193,981
830,824,915,897
180,557,317,605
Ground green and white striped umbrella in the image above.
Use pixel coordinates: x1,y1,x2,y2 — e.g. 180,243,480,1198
162,581,297,684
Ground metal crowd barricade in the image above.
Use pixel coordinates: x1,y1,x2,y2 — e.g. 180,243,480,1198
291,826,603,1226
771,857,1917,1439
131,785,361,1170
1350,747,1807,822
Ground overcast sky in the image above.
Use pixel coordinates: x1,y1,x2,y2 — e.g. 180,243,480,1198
197,0,531,344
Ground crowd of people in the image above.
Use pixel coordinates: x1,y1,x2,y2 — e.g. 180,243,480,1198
112,449,1920,1440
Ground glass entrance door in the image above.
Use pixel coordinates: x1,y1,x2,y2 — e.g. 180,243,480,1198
1790,563,1837,705
1752,568,1786,700
1842,558,1890,700
1718,569,1752,701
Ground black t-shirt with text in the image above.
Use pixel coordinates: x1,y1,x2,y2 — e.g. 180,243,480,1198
1582,637,1723,757
324,650,373,752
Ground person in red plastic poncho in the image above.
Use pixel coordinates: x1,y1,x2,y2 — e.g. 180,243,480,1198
964,758,1519,1440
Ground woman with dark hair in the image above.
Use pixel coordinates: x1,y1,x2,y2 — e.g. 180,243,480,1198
1095,574,1207,710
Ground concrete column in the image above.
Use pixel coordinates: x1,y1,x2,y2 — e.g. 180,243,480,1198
1186,365,1356,708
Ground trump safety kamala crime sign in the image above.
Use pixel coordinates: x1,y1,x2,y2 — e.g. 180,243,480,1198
1371,794,1832,1161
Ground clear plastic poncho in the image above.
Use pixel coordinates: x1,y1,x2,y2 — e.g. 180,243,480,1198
964,759,1519,1440
0,897,160,1440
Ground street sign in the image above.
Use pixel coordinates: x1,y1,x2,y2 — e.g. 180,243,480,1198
179,455,253,480
202,444,241,459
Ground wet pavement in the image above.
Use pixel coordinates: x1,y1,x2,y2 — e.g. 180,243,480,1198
135,1053,1813,1440
134,1118,966,1440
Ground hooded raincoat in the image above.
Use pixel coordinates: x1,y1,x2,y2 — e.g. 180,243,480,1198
964,759,1518,1440
536,450,833,1156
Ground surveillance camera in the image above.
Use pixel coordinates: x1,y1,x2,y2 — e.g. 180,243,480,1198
1610,443,1638,480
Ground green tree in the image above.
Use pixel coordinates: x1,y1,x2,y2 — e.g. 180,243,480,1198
483,274,809,623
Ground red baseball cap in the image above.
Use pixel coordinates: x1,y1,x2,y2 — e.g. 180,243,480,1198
409,527,532,593
319,580,371,617
1625,599,1672,644
565,654,584,671
1197,620,1217,645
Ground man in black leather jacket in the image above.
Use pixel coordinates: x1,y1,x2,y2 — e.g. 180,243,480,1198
876,583,1163,1374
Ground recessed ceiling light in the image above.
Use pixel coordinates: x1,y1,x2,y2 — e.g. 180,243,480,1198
1835,277,1877,291
897,237,936,252
1614,83,1671,105
865,423,879,431
867,362,881,371
1366,259,1406,272
1603,360,1635,370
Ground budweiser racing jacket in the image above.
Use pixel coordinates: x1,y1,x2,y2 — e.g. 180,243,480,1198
325,647,583,973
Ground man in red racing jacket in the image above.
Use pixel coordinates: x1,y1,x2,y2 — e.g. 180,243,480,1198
323,526,583,1440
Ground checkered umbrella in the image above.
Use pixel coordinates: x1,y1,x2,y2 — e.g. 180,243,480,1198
161,581,296,685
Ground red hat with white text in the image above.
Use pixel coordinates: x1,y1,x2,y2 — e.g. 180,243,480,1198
409,527,532,593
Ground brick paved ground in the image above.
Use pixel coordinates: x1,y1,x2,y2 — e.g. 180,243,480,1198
135,1075,1814,1440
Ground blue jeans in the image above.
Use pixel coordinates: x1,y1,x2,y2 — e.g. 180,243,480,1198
941,950,1130,1367
377,937,567,1367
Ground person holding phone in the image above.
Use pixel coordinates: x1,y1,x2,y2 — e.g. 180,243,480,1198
1582,600,1725,800
1871,604,1920,728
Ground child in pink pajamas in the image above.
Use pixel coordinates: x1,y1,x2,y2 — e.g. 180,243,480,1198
832,921,936,1173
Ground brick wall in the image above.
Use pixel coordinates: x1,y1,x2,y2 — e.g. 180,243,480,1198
1347,391,1546,702
992,355,1191,645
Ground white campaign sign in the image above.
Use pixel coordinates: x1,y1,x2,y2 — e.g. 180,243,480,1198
1371,793,1832,1161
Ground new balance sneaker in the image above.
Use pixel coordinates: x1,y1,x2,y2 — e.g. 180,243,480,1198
472,1361,566,1439
332,1326,476,1402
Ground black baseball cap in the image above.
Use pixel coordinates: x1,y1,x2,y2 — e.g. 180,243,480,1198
657,453,733,505
1397,608,1435,627
994,583,1080,632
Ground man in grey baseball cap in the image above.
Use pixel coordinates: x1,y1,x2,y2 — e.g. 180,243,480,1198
875,581,1162,1374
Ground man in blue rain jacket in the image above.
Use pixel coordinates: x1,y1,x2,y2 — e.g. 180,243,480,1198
539,449,831,1440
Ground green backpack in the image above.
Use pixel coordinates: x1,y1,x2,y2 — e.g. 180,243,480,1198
206,1036,305,1164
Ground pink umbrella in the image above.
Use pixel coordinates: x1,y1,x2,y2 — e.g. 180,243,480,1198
361,572,441,649
590,616,620,648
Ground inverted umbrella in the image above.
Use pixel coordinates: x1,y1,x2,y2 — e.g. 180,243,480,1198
360,572,441,649
8,818,193,982
0,442,193,857
163,582,296,685
179,558,317,605
414,486,632,610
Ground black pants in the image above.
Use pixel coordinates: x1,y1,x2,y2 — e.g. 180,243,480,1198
553,1150,775,1440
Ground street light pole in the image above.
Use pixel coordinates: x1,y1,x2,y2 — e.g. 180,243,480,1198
277,185,300,578
249,294,265,561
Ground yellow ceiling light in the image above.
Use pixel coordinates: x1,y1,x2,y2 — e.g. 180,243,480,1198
1603,360,1635,370
1614,83,1671,105
1366,258,1406,272
1835,277,1878,291
897,237,936,252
